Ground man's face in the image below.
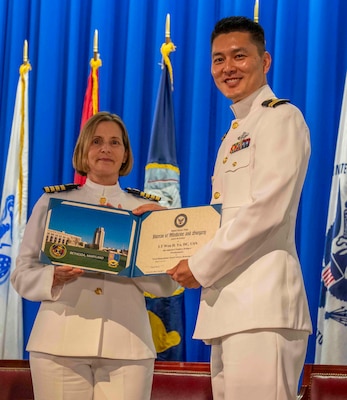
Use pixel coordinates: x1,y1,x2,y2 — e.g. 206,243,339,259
211,31,271,103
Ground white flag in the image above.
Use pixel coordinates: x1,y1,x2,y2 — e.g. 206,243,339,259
0,62,31,358
315,72,347,364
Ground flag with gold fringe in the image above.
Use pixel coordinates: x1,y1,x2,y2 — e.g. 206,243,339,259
144,28,181,208
0,55,31,358
74,31,102,185
144,15,185,361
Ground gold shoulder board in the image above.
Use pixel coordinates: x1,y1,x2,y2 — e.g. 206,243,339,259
125,187,161,202
262,98,290,108
43,183,80,193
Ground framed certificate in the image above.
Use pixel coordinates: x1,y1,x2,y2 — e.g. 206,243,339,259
40,198,221,276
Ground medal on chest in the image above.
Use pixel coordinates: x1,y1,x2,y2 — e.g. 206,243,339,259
230,131,251,154
99,188,108,206
99,196,107,205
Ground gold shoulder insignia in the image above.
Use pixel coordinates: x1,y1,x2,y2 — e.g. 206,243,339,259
43,183,80,193
262,98,290,108
125,187,161,202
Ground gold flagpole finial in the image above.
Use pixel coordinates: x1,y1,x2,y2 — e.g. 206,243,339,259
254,0,259,23
93,29,98,60
23,40,28,64
165,13,170,43
161,13,176,88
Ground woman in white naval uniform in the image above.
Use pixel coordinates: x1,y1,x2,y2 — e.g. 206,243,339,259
11,112,177,400
168,17,312,400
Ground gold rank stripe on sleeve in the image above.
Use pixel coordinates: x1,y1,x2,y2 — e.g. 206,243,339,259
43,184,80,193
261,98,290,108
125,187,161,202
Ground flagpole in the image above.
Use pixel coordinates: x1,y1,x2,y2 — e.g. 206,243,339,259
144,12,183,361
161,14,175,88
165,13,170,44
93,29,98,61
0,43,31,358
74,29,102,185
23,40,28,64
254,0,259,23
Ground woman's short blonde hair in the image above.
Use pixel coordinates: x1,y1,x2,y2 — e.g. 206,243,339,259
72,111,133,177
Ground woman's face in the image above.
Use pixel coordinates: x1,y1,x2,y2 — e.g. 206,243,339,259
86,121,128,185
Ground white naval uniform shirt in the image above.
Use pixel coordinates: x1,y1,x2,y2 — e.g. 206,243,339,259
12,179,177,359
189,85,312,341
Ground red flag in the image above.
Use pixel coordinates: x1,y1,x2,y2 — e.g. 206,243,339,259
74,57,102,185
80,72,94,129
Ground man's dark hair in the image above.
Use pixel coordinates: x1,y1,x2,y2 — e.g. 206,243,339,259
211,16,265,55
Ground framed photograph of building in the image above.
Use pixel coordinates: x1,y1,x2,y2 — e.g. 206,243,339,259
40,198,136,275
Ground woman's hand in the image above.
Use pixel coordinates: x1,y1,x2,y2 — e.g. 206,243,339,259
52,266,84,287
132,203,167,215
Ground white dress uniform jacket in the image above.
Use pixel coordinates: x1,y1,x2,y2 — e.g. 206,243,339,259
11,179,177,359
189,85,312,340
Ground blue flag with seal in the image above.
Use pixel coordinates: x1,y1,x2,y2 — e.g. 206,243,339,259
315,72,347,364
145,287,185,361
144,39,181,209
0,58,31,358
144,18,185,361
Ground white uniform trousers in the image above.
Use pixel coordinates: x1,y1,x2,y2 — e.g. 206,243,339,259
30,352,154,400
210,328,309,400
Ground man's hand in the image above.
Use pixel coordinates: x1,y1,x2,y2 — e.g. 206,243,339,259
167,259,200,289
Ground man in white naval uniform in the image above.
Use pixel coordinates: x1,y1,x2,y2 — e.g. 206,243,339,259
168,16,312,400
